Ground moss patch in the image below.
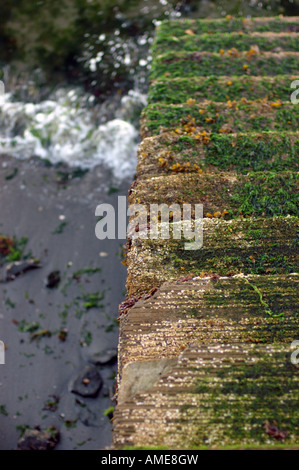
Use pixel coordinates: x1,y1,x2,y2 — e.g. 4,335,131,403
157,17,299,36
153,32,299,55
130,171,299,218
150,51,299,79
148,75,299,105
141,101,299,137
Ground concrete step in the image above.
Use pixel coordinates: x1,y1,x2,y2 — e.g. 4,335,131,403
157,16,299,36
125,217,298,297
129,171,298,219
153,32,299,55
137,131,299,175
140,101,299,138
150,51,299,79
114,341,299,449
119,275,298,367
148,75,299,105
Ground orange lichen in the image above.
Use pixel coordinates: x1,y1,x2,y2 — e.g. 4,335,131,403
227,99,237,109
228,48,239,57
195,130,211,144
270,99,283,107
185,29,195,36
246,45,260,59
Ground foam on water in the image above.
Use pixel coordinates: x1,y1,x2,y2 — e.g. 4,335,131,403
0,88,146,180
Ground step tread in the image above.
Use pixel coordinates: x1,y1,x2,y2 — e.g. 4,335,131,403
150,51,299,79
126,217,298,296
129,171,298,218
137,131,299,175
153,31,299,54
156,16,299,35
114,341,299,449
148,75,299,104
140,100,299,137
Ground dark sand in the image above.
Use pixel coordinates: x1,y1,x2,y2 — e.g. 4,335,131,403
0,155,128,450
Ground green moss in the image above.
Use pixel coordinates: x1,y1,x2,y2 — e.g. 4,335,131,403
158,17,299,36
138,217,298,279
131,172,299,218
153,32,299,55
150,52,299,79
201,275,297,330
149,75,299,104
231,172,298,217
167,247,296,277
191,348,299,442
141,103,299,137
205,133,299,173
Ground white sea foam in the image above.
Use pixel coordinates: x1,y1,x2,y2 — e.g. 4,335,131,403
0,88,145,179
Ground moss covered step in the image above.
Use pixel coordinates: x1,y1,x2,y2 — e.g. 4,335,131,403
140,101,299,138
156,17,299,37
137,131,299,175
150,51,299,79
148,75,299,105
153,32,299,55
126,217,298,297
129,171,298,218
119,275,299,368
113,342,299,449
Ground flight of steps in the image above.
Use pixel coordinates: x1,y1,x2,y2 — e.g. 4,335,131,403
113,16,299,450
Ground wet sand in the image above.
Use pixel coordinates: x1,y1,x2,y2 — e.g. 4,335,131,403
0,155,128,450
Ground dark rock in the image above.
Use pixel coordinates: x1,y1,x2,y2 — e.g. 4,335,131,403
46,270,61,288
18,427,60,450
69,365,103,398
79,408,98,427
88,348,117,366
5,259,41,281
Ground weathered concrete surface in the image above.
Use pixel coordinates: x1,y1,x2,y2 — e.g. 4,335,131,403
113,16,299,450
114,342,299,449
118,275,298,373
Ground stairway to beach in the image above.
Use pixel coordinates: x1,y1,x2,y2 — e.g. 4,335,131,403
113,16,299,450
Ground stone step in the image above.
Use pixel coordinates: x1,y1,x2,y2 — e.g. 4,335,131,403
137,131,299,175
150,51,299,79
148,75,299,105
157,16,299,36
153,32,299,55
129,171,298,219
119,275,299,368
114,342,299,449
140,101,299,138
125,217,298,297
